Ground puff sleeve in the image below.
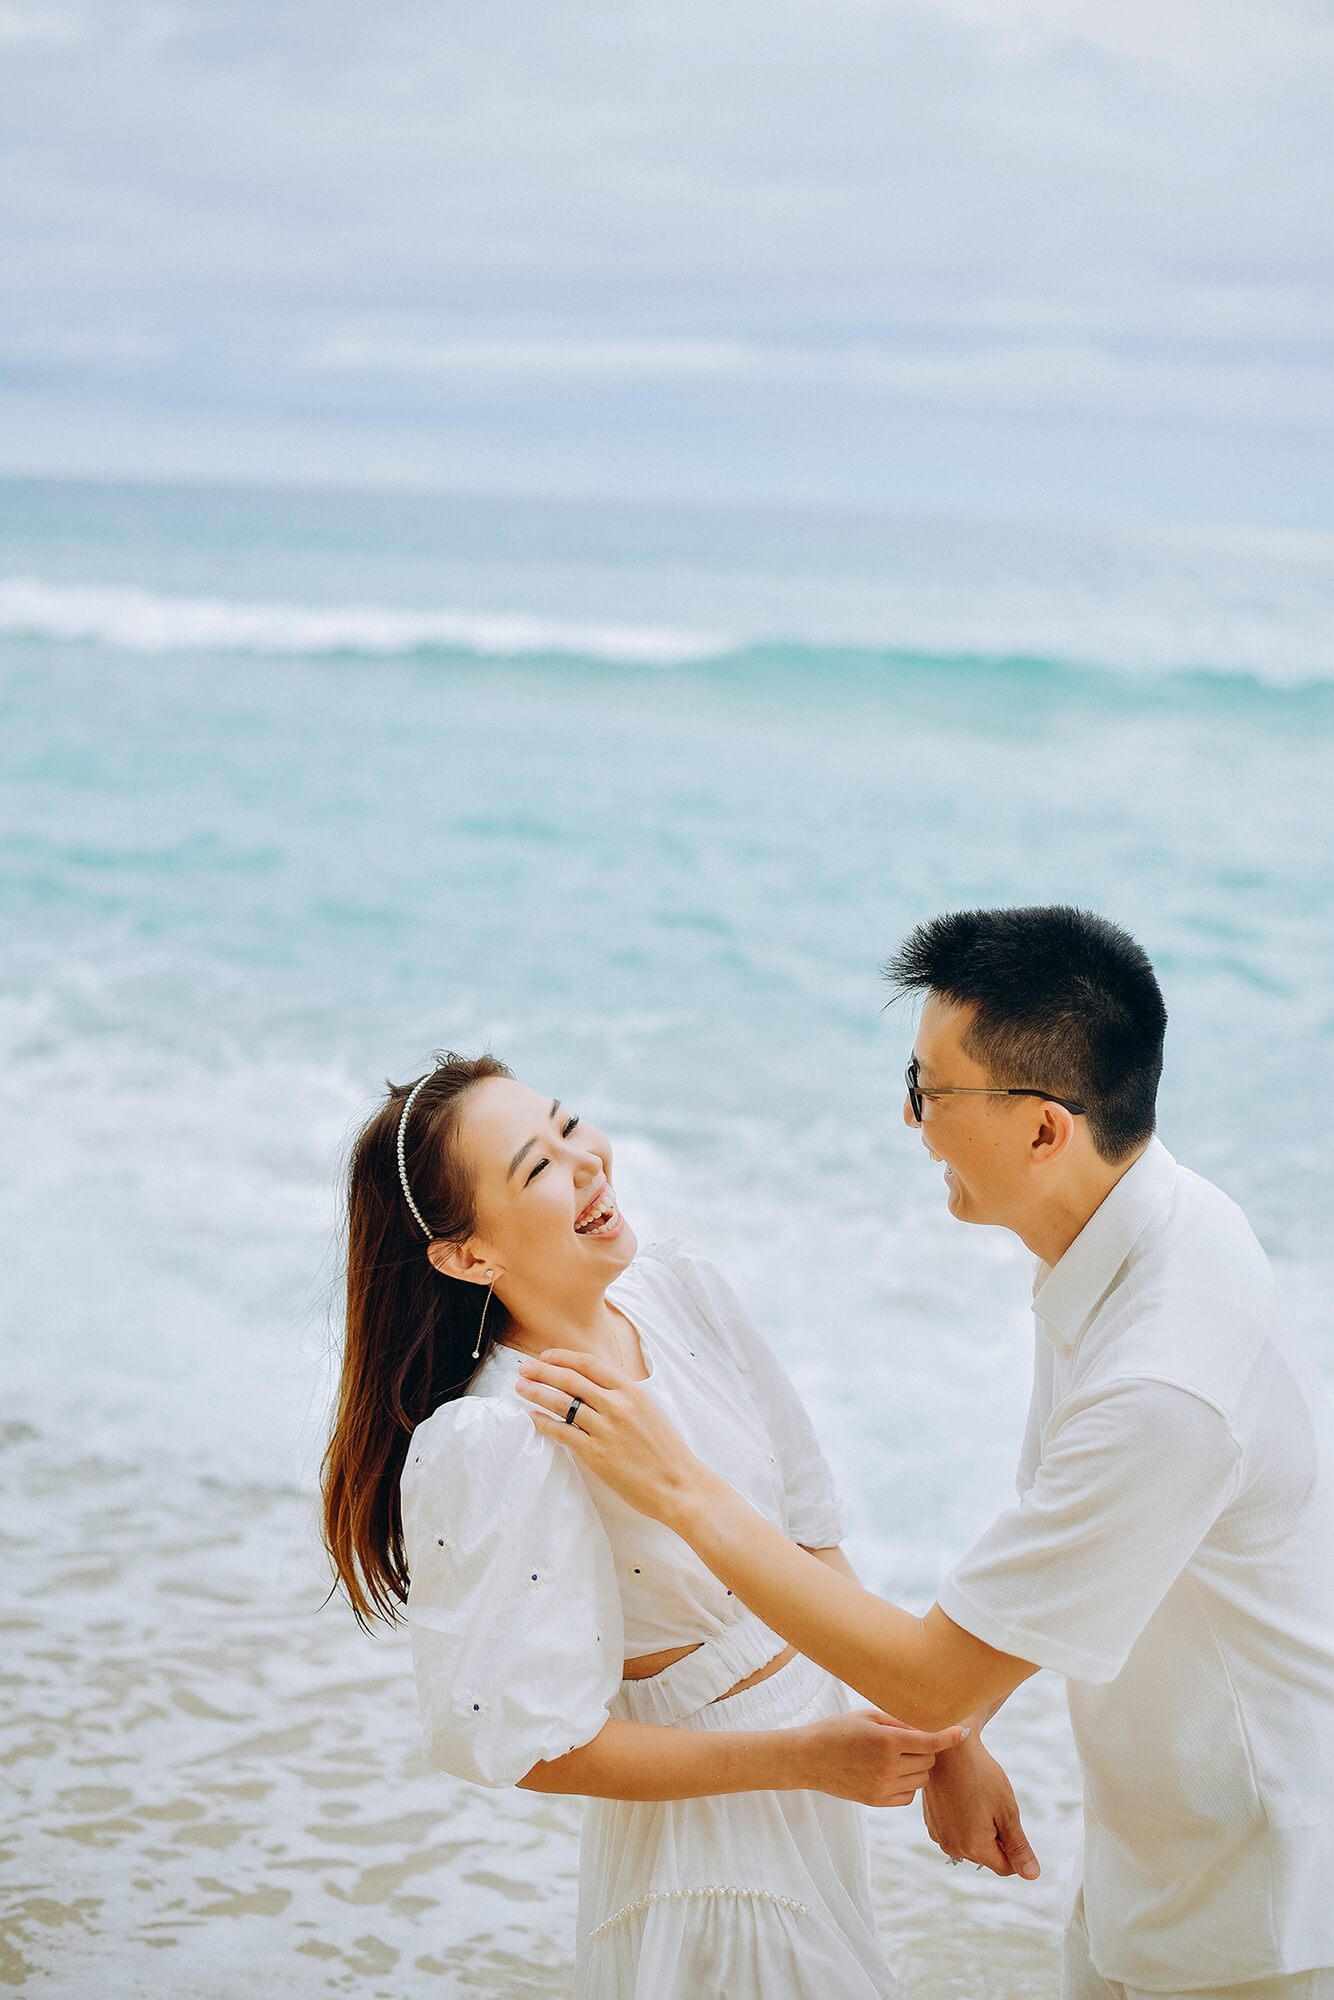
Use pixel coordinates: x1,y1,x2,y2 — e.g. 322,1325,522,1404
660,1242,849,1548
399,1394,624,1787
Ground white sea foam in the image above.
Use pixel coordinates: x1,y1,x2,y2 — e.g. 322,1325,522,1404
2,568,1333,685
0,576,730,667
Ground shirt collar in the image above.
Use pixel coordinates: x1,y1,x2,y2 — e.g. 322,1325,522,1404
1032,1135,1177,1352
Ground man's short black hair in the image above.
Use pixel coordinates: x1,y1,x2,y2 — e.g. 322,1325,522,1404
884,905,1167,1164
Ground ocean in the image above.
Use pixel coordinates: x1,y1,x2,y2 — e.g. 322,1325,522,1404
2,473,1331,1997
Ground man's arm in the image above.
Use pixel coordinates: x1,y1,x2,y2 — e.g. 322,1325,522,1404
519,1350,1242,1736
802,1543,1039,1876
516,1352,1038,1731
669,1462,1039,1730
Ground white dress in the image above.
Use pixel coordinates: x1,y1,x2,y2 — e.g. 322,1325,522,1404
399,1239,904,1999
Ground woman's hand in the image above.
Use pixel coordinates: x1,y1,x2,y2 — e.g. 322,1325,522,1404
515,1351,707,1525
794,1709,972,1807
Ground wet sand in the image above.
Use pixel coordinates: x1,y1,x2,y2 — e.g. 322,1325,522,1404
1,1419,1079,1997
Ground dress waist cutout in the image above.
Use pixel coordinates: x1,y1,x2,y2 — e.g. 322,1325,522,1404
612,1609,792,1726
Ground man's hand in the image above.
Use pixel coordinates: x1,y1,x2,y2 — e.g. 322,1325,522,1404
922,1733,1040,1880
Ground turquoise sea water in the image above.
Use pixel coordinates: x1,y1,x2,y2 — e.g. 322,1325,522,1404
2,475,1331,1995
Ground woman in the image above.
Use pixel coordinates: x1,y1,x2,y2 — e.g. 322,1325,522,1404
322,1052,964,1998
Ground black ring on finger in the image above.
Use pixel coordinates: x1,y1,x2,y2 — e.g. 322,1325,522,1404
564,1397,583,1426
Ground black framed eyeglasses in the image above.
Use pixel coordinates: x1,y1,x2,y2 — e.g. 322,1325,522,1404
905,1056,1087,1125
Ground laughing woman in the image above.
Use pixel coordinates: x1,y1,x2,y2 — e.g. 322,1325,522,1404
322,1053,961,1999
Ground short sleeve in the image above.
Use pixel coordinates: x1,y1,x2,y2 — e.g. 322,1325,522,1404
1014,1330,1046,1500
657,1242,849,1548
938,1377,1242,1684
400,1394,624,1787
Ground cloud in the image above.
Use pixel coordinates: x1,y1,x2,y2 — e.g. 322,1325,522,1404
0,5,80,44
298,329,1334,438
306,337,760,381
1,0,1331,522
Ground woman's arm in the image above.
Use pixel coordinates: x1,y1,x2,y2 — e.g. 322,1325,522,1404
518,1708,968,1804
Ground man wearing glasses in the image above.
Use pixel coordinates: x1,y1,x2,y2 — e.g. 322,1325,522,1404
520,905,1334,1999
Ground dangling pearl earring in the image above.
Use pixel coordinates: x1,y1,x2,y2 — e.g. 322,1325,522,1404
472,1271,497,1360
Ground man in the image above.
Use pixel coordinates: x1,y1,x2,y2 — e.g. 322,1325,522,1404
517,906,1334,1999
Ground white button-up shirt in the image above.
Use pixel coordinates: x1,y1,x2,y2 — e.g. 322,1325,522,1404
938,1138,1334,1989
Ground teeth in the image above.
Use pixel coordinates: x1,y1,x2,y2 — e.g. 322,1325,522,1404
575,1187,617,1234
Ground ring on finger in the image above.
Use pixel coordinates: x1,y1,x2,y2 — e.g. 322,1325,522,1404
564,1397,583,1426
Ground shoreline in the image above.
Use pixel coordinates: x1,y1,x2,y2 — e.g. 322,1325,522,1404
2,1430,1078,1998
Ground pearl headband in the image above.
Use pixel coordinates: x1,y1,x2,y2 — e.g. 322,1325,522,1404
396,1072,436,1239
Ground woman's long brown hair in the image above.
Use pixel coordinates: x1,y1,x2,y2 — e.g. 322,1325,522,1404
321,1051,512,1628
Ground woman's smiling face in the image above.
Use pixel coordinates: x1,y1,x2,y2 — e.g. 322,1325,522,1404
454,1076,638,1298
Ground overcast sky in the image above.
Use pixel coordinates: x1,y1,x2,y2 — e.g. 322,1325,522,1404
3,0,1332,526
